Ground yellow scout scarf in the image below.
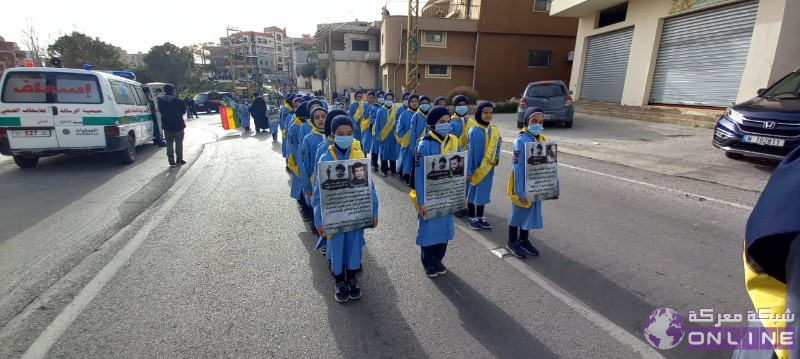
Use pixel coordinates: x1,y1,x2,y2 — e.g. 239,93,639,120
452,115,476,149
379,106,398,141
507,132,547,208
470,123,500,186
353,102,370,133
286,116,304,176
409,132,460,212
743,249,790,359
306,128,324,188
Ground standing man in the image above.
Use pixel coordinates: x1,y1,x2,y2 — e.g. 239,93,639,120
250,92,268,133
183,96,196,119
142,86,166,147
157,84,187,167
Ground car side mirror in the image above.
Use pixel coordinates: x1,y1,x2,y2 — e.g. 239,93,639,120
757,88,767,96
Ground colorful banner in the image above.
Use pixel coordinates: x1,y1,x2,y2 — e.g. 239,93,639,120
318,159,374,234
219,107,231,130
423,151,467,219
524,141,559,202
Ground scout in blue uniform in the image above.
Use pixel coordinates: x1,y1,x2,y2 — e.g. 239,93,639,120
360,91,377,163
466,102,501,230
348,90,367,142
312,109,350,255
434,96,447,107
506,107,559,258
409,95,432,156
732,146,800,359
450,95,476,217
375,92,400,177
369,90,386,171
301,105,328,236
288,100,310,221
314,115,380,303
282,95,302,170
396,94,419,186
298,99,324,149
412,106,461,278
394,92,411,181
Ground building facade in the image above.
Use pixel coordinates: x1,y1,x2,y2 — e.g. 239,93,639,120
0,37,28,72
381,0,578,100
551,0,800,107
316,21,381,97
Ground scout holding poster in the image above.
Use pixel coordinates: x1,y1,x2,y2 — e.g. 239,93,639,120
422,151,467,219
524,141,558,202
317,158,375,234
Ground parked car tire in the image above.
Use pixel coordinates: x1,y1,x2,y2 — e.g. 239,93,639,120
13,155,39,168
564,121,573,128
725,152,744,160
118,135,136,165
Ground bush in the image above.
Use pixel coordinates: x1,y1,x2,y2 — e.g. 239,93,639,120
492,101,520,114
446,86,480,104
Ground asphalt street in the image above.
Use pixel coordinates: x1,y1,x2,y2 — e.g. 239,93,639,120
0,110,770,358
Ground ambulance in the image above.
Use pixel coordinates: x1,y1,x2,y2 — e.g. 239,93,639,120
0,64,155,168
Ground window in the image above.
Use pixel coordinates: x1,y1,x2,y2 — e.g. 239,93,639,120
110,80,136,105
426,65,451,79
1,72,102,104
597,2,628,28
422,31,446,47
128,84,146,106
352,40,369,52
528,50,551,68
533,0,552,12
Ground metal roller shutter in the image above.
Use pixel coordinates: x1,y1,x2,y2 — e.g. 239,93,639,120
580,27,634,103
649,0,758,107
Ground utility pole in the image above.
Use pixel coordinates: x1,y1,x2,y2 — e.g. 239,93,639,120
406,0,420,93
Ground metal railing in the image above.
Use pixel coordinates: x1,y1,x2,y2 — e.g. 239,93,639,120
421,2,480,19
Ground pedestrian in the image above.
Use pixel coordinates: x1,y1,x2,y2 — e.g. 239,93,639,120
396,93,417,186
301,105,328,237
368,90,385,172
450,95,475,217
312,109,352,255
188,96,198,118
238,100,251,132
466,102,501,230
183,96,195,119
142,87,166,147
287,98,309,219
434,96,447,107
409,95,432,159
298,99,325,154
314,115,379,302
375,92,399,177
157,84,187,167
412,106,460,277
361,91,378,165
250,92,268,133
349,90,367,142
283,96,303,163
506,107,559,258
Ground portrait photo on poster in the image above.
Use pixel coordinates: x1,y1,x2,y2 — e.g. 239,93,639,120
423,151,468,219
349,161,369,188
318,159,374,234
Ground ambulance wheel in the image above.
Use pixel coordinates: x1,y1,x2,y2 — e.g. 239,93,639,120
118,135,136,164
13,155,39,168
563,121,573,128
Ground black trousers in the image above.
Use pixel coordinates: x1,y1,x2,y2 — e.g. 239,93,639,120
509,225,529,243
381,160,397,174
371,153,379,169
420,243,448,267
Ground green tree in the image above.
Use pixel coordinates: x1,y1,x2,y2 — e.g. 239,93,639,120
143,43,195,89
47,32,125,69
299,62,316,78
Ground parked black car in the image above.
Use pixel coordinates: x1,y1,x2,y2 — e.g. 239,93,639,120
713,69,800,161
193,92,235,113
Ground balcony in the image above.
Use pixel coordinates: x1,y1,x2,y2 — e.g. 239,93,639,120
421,2,480,20
317,51,380,63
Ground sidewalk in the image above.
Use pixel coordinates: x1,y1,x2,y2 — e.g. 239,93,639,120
492,112,775,193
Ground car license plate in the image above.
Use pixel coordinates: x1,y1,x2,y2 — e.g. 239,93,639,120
12,130,51,138
744,135,785,147
544,114,553,120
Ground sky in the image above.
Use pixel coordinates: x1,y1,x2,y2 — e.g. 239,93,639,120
1,0,407,54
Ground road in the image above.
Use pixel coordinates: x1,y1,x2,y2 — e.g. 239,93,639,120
0,110,772,358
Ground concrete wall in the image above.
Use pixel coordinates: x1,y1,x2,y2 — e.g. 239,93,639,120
738,0,800,101
333,61,379,92
566,0,795,107
478,0,578,36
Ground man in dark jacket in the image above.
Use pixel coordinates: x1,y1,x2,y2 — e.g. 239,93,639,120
249,93,268,134
158,84,187,166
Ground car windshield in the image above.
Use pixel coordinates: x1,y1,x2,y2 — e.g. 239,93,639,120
526,84,565,98
763,72,800,99
194,94,208,101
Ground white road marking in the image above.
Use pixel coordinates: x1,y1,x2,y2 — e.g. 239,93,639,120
22,145,217,359
500,149,753,211
455,223,667,359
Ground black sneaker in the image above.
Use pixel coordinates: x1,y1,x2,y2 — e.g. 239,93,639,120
176,160,187,166
433,261,447,275
372,167,379,173
302,212,312,222
335,281,349,303
477,217,492,229
468,218,481,230
347,278,362,300
519,239,540,257
382,172,388,177
320,246,326,255
168,159,176,167
506,241,527,259
424,265,438,278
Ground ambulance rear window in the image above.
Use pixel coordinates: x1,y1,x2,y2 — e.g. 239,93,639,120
1,72,103,104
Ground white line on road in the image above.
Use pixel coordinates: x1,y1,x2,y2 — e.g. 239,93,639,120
21,145,217,359
500,149,753,211
455,223,666,359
